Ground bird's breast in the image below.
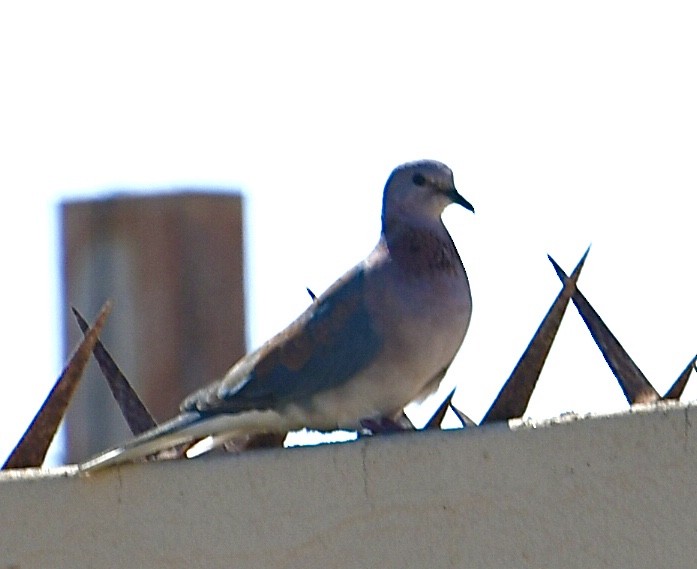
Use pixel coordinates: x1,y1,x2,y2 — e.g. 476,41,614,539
386,224,465,278
362,232,472,389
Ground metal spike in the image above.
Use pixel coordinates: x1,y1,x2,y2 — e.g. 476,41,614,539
72,307,157,435
424,389,456,429
481,248,589,424
549,257,659,404
2,301,113,469
663,354,697,400
449,403,476,427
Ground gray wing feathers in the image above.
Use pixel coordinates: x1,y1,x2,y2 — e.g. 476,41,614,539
185,266,383,414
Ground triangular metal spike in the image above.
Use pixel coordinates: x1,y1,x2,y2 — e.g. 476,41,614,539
481,248,589,424
2,301,113,470
424,389,456,430
663,354,697,400
548,256,660,405
72,307,157,435
449,403,476,427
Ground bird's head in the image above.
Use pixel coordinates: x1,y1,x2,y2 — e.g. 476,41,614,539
381,160,474,229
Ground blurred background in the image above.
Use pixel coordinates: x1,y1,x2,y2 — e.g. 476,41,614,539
1,2,695,465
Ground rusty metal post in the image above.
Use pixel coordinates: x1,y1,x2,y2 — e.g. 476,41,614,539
60,192,246,462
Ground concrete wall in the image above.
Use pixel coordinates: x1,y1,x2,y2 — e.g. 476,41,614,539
1,401,695,568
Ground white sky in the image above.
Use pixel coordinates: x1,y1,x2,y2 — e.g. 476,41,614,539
0,2,695,465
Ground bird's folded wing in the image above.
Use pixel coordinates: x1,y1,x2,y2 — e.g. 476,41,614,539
183,265,384,414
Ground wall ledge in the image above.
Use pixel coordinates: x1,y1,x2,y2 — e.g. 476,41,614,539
2,401,695,568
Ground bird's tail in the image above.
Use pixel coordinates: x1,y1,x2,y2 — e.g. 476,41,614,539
78,413,205,473
78,408,286,473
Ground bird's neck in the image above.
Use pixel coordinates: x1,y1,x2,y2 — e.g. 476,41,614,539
381,215,464,277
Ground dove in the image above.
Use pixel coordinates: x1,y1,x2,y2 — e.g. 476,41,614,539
79,159,474,471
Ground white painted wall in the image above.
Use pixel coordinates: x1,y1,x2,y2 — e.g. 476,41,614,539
1,401,695,569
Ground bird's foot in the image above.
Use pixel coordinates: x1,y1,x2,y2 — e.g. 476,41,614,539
359,414,414,436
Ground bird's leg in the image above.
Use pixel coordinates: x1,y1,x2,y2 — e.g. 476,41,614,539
359,412,414,435
223,432,287,452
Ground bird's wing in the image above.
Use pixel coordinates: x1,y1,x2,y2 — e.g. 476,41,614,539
182,264,384,414
80,264,386,472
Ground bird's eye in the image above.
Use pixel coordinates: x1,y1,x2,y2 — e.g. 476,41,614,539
412,173,426,186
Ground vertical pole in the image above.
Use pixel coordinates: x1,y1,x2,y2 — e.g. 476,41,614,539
60,192,246,462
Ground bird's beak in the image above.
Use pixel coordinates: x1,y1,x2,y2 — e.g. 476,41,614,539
447,188,475,213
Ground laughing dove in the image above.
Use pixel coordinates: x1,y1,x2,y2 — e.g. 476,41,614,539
80,160,474,471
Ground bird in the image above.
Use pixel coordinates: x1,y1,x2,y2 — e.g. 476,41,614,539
79,159,474,472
